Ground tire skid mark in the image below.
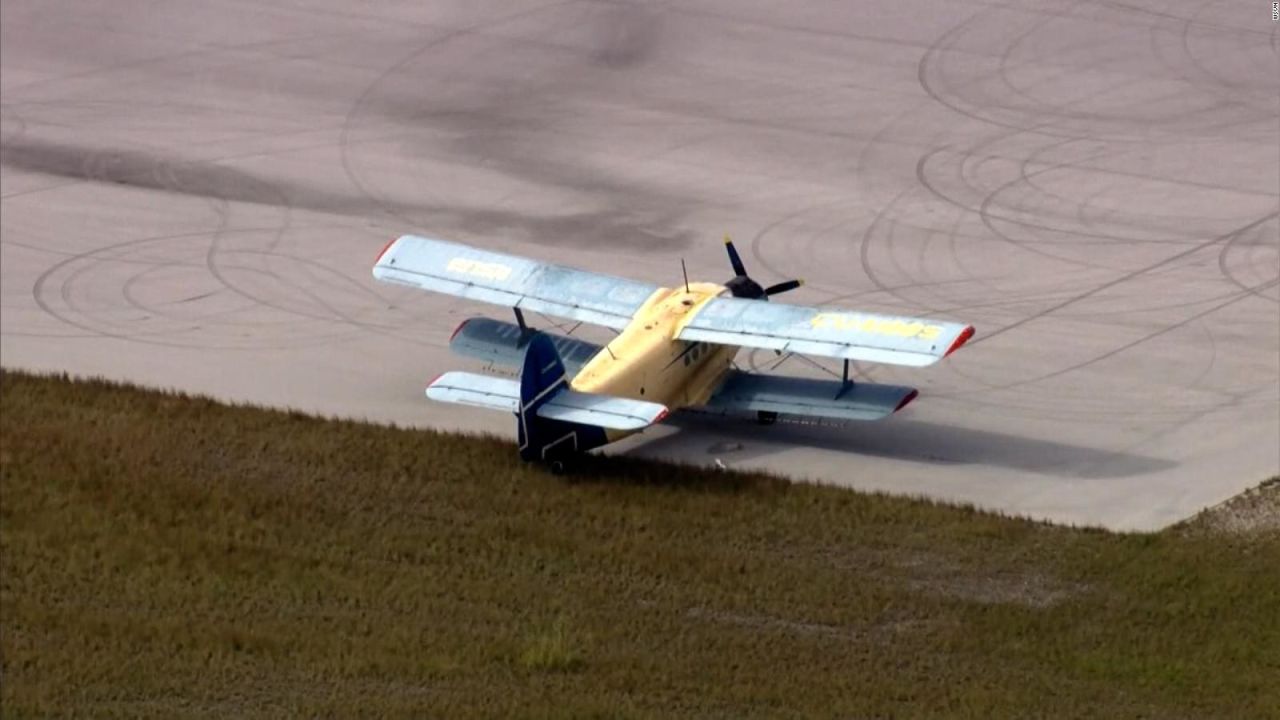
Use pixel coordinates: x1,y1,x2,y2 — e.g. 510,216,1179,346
917,136,1213,268
337,1,587,239
5,121,432,345
959,277,1274,398
198,175,444,349
893,2,1278,426
744,79,952,306
918,0,1274,140
973,142,1124,270
971,212,1278,346
1217,217,1280,303
988,0,1171,130
2,24,365,98
746,196,850,294
33,228,349,349
27,217,435,349
1177,0,1275,104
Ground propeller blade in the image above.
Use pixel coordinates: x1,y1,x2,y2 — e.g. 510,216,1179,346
723,234,747,277
764,279,804,296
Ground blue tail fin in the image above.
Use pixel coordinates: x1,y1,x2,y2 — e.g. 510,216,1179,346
517,333,608,462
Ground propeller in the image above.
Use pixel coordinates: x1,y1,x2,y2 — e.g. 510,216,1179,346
724,234,748,276
722,235,803,300
763,279,803,296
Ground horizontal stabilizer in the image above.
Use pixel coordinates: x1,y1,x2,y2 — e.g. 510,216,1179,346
701,371,918,421
426,372,667,431
426,372,518,412
536,391,668,431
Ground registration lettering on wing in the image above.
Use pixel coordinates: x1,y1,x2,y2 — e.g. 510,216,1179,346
447,257,512,281
811,312,943,340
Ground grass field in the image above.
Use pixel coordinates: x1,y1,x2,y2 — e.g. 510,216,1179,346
2,370,1277,718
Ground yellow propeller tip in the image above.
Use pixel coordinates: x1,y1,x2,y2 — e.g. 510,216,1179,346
723,235,732,244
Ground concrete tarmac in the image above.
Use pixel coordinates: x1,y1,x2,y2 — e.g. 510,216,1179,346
3,0,1277,529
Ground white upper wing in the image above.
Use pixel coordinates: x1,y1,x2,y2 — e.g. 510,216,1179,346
677,296,974,367
373,235,661,330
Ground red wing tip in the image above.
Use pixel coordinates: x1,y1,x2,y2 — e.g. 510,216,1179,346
894,389,919,413
426,372,445,388
449,318,471,343
653,408,670,424
373,237,397,265
944,326,976,357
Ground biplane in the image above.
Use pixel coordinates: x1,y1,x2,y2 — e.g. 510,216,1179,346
373,235,974,466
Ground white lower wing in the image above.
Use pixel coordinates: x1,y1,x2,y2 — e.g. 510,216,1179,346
677,297,974,367
701,371,917,421
373,235,660,330
425,372,667,431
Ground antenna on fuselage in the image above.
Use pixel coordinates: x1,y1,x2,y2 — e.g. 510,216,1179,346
680,258,690,293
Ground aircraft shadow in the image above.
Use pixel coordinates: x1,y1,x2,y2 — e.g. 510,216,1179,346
622,412,1176,481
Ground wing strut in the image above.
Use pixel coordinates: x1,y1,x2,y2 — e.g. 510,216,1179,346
837,358,853,399
513,307,529,333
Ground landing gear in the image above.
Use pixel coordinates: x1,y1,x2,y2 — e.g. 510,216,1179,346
548,459,569,475
756,410,778,426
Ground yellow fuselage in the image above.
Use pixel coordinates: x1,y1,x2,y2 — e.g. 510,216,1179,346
570,282,737,441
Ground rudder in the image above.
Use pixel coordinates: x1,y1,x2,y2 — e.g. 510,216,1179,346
517,333,608,462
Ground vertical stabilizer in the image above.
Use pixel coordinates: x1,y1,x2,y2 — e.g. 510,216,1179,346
517,333,608,461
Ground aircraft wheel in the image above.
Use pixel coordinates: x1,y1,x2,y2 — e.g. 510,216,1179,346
548,460,568,475
756,411,778,426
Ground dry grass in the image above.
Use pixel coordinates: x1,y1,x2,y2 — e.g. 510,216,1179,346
2,370,1277,718
518,616,585,674
1181,476,1280,536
